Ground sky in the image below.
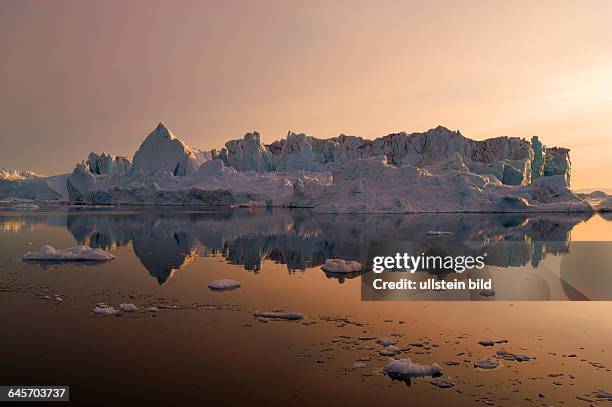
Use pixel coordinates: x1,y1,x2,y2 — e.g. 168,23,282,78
0,0,611,189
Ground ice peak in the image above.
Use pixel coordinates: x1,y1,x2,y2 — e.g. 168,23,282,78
151,121,175,140
132,122,209,176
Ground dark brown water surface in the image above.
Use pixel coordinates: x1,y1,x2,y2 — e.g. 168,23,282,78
0,208,611,406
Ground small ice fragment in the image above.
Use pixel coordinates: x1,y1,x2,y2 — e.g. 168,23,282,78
383,358,443,379
144,306,158,312
9,203,39,210
207,279,241,291
321,259,362,273
426,230,453,236
54,296,63,302
379,345,402,356
253,311,304,320
429,379,455,388
496,350,529,361
92,306,119,315
474,359,500,369
594,390,612,400
119,303,138,312
23,245,115,261
479,340,495,346
376,337,398,346
352,362,368,370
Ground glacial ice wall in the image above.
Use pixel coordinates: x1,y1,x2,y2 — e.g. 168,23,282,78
220,126,571,186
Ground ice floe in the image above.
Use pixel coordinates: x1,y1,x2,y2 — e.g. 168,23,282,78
376,337,398,346
594,390,612,400
253,311,304,320
478,339,508,346
426,230,453,236
383,358,443,380
379,345,402,356
119,303,138,312
91,305,120,315
473,358,500,369
8,203,40,210
429,379,456,388
496,350,530,362
23,245,115,261
207,279,242,291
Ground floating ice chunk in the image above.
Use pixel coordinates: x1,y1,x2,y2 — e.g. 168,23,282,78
496,350,530,362
352,362,368,370
144,306,158,312
208,279,241,291
379,345,402,356
23,245,115,261
9,203,40,210
253,311,304,320
376,337,398,346
595,390,612,400
383,358,443,380
321,259,362,273
119,303,138,312
426,230,453,236
92,305,119,315
478,339,508,346
474,358,500,369
429,379,456,388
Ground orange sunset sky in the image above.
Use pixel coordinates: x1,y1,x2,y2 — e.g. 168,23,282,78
0,0,611,189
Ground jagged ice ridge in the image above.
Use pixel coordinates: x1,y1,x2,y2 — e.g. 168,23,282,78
1,122,599,213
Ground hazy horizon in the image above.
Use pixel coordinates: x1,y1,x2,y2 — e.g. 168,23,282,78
1,0,611,189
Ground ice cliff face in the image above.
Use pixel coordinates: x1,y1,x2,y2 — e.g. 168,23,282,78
221,132,274,172
132,122,210,176
221,126,571,187
86,152,131,176
310,157,587,213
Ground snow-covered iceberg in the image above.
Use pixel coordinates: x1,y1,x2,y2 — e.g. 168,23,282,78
22,245,115,261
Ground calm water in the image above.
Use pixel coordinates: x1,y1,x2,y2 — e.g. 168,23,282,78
1,208,611,405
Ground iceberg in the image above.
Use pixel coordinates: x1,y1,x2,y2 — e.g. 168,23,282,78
2,122,595,214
